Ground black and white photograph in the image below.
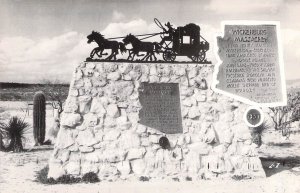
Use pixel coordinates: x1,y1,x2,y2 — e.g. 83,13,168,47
0,0,300,192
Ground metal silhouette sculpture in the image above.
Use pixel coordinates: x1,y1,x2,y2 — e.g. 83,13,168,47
159,21,175,46
86,18,210,63
87,31,126,60
154,18,209,62
123,34,160,61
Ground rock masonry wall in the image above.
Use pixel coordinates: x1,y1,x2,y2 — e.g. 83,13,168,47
48,62,266,181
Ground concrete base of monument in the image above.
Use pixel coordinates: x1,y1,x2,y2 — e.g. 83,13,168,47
48,61,266,181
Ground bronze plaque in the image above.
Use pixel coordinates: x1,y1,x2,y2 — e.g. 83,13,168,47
138,83,183,134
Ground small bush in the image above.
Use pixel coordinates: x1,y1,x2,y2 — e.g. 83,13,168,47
252,122,269,135
36,165,51,184
0,122,6,151
139,176,150,181
55,175,81,184
82,172,100,183
36,165,100,184
185,176,192,181
172,177,180,182
251,121,271,147
231,174,251,180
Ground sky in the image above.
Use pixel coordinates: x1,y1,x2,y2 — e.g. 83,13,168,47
0,0,299,83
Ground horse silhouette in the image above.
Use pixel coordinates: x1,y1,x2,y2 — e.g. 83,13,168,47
123,34,160,61
87,31,126,60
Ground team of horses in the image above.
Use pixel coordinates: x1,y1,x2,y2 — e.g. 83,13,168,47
87,31,160,61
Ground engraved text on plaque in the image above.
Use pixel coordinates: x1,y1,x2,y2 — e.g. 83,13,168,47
138,83,183,134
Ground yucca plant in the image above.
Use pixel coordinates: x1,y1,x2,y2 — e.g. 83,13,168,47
2,116,29,152
251,121,271,147
0,122,6,151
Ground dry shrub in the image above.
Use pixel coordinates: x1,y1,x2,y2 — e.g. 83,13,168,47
36,165,99,184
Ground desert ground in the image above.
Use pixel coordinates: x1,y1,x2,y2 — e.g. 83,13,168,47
0,101,300,193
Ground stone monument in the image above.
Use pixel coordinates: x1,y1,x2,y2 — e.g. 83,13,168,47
48,61,266,181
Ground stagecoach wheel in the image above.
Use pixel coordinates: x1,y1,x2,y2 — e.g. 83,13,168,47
191,50,206,62
163,50,176,62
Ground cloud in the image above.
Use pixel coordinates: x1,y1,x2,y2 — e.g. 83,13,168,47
281,28,300,80
112,10,125,22
0,32,93,83
187,23,219,64
1,17,299,83
0,19,162,83
101,19,160,40
204,0,283,14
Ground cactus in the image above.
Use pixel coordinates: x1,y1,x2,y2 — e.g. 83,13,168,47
33,91,46,145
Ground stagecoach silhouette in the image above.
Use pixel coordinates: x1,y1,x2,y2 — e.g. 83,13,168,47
87,18,210,63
